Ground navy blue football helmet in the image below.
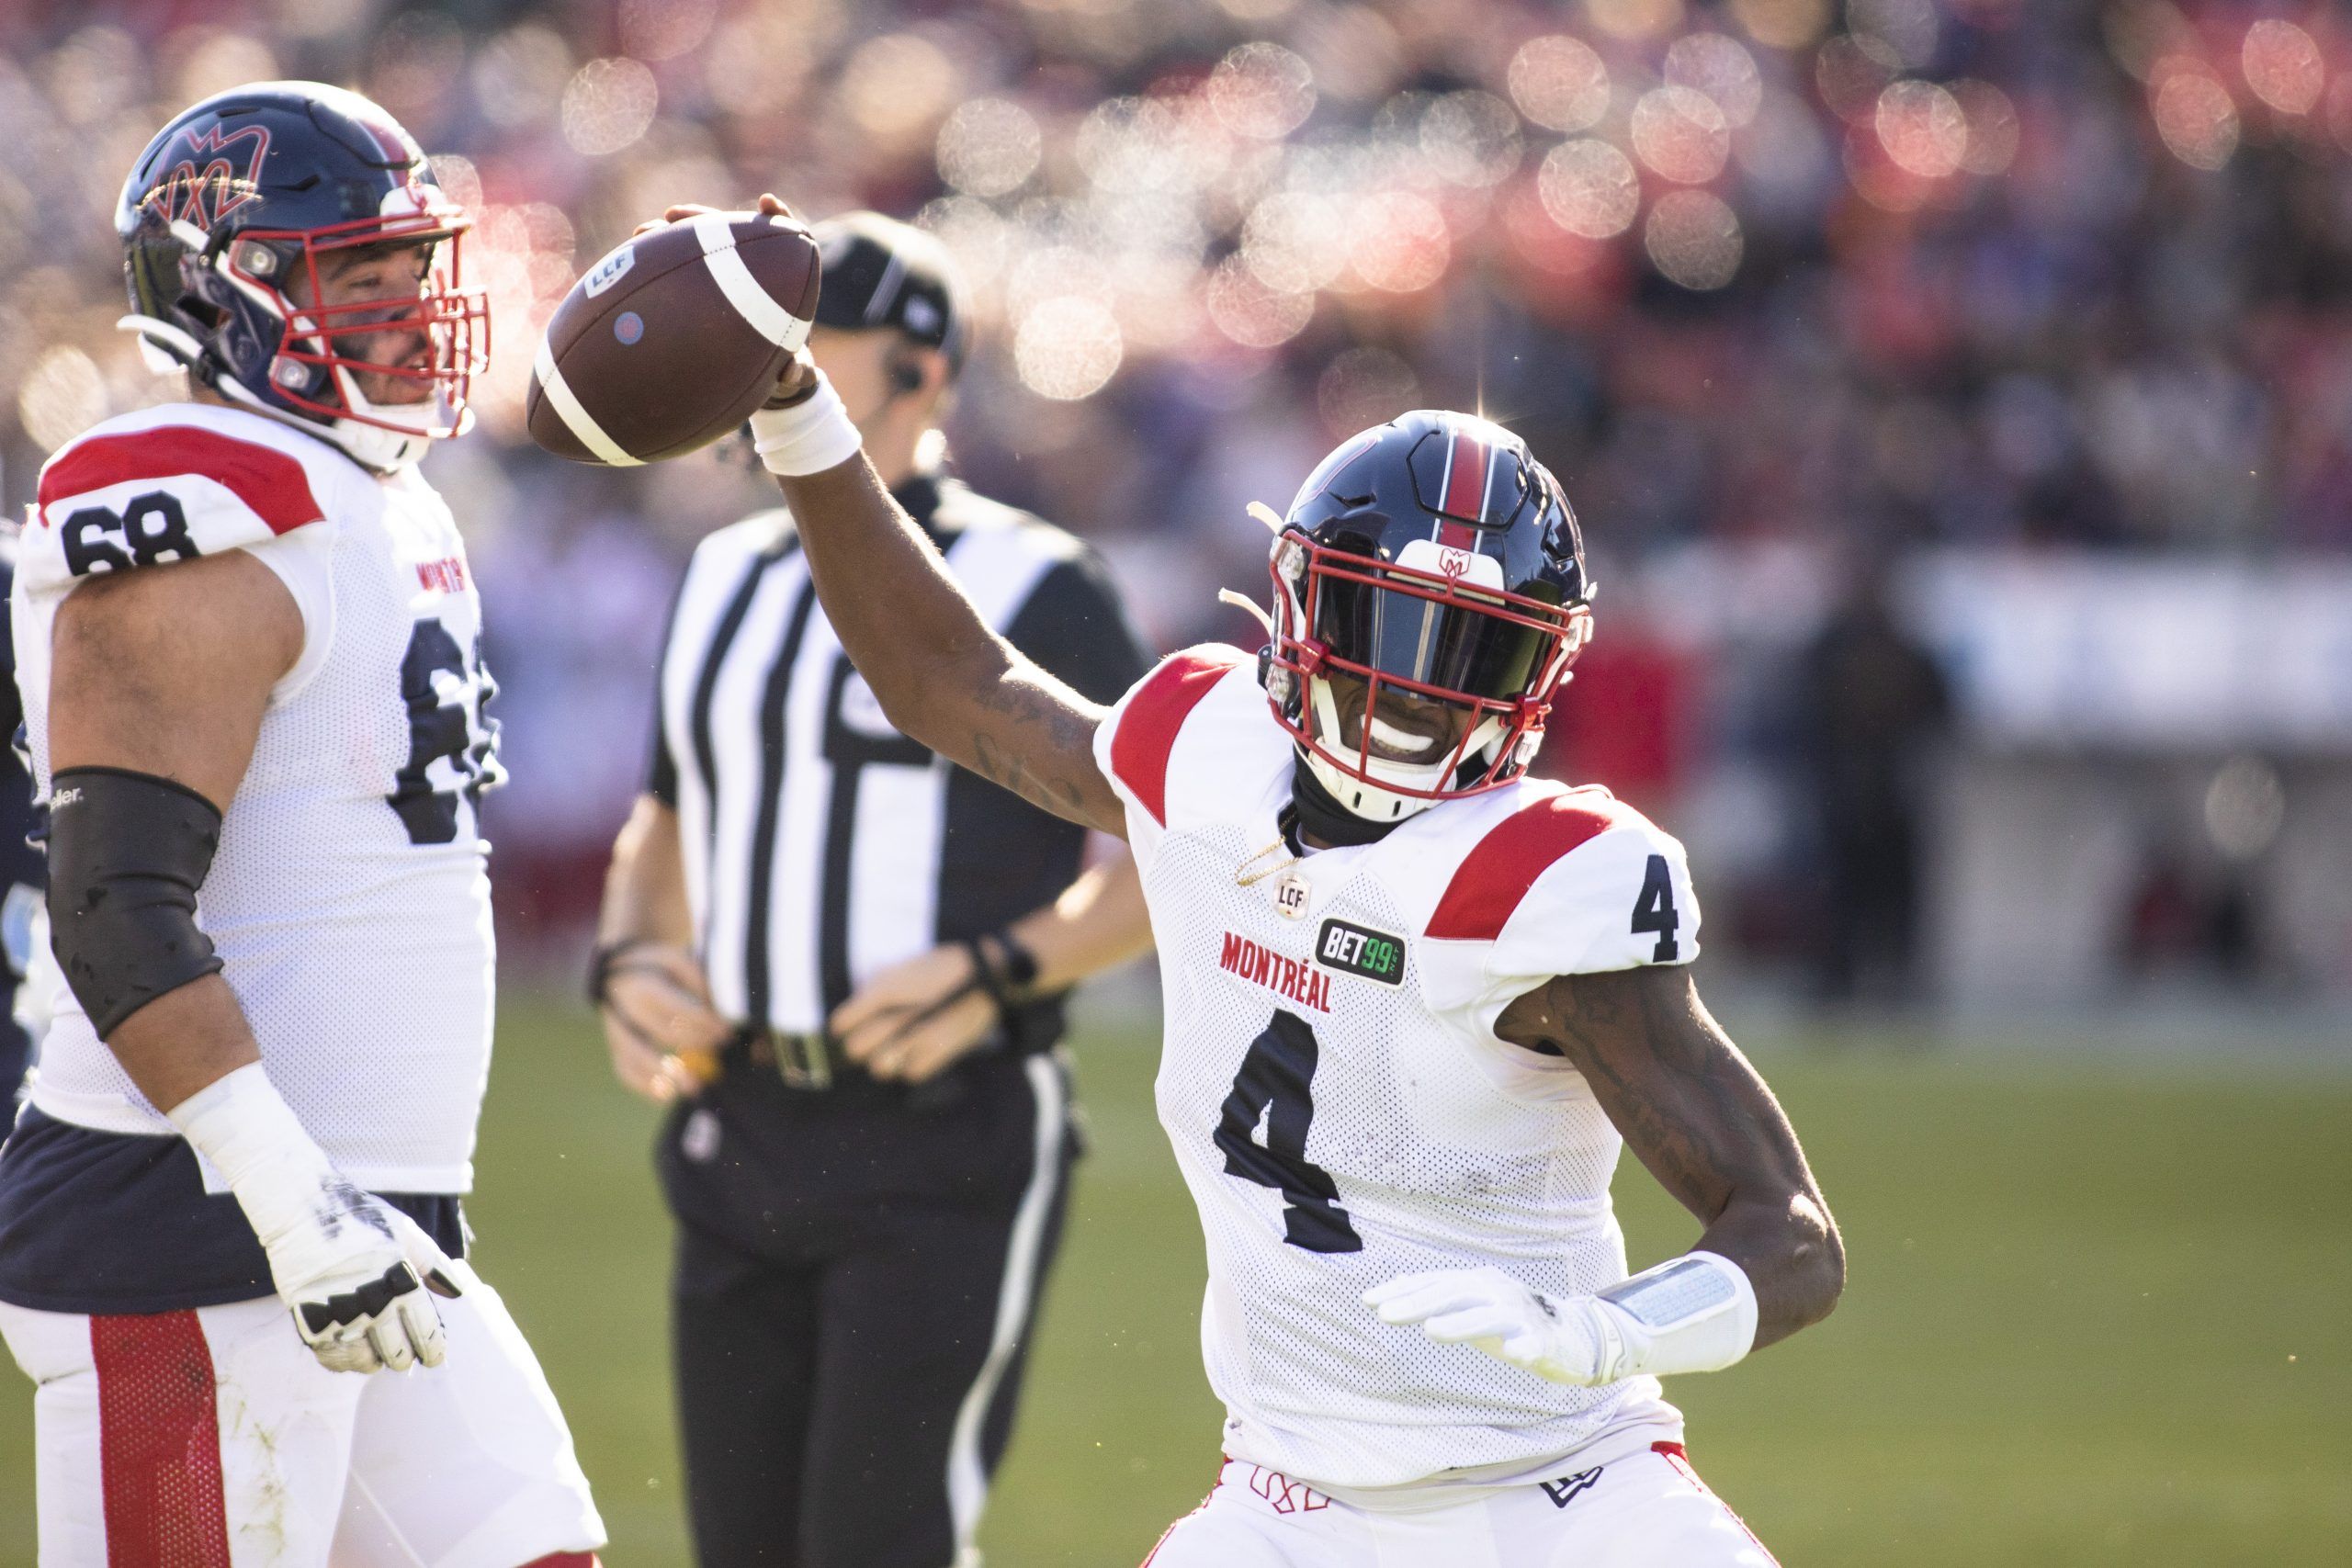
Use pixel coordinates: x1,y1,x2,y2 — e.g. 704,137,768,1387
118,82,486,470
1261,411,1594,821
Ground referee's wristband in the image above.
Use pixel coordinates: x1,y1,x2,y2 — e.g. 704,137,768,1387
750,373,863,476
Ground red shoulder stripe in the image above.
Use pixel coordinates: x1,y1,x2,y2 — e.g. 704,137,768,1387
39,426,324,536
1426,791,1618,941
1109,647,1245,827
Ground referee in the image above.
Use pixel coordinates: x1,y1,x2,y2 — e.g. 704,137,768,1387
593,213,1155,1568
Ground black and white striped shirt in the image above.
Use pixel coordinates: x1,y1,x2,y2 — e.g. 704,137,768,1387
648,472,1150,1043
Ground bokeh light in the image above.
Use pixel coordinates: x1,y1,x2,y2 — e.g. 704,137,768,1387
1951,79,2020,175
1644,189,1742,289
2204,755,2285,862
1538,139,1642,240
1815,31,1902,123
1015,296,1123,400
1419,92,1522,189
18,345,107,454
2240,21,2324,118
1729,0,1831,51
2152,67,2239,171
1350,193,1450,293
1848,0,1939,71
1243,191,1350,294
937,99,1043,198
1666,34,1763,129
1507,36,1611,134
1631,85,1732,184
172,29,280,105
1204,255,1316,349
1587,0,1684,43
471,27,572,131
1875,80,1966,179
1317,346,1419,435
617,0,716,62
839,33,957,152
1208,42,1317,141
560,57,658,157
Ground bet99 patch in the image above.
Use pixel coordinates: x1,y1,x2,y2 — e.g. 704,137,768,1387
1316,918,1405,987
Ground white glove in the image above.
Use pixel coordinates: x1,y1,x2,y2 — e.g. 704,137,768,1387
1366,1253,1756,1387
168,1064,463,1374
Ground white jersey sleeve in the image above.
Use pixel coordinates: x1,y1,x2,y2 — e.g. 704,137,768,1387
1091,643,1254,869
1416,785,1702,1045
24,407,356,698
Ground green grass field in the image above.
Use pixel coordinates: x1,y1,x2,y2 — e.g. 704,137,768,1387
6,997,2349,1566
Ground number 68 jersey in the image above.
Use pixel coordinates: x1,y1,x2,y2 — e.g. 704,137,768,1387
13,402,503,1193
1094,647,1703,1491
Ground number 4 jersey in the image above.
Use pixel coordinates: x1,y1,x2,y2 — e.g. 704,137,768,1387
11,402,503,1194
1094,646,1702,1491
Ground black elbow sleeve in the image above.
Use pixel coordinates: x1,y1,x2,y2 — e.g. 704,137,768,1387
46,766,225,1037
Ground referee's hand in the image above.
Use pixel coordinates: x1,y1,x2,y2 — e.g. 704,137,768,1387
831,944,998,1084
600,944,730,1103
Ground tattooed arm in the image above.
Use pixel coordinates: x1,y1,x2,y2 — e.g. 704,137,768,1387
764,407,1125,837
1496,964,1844,1348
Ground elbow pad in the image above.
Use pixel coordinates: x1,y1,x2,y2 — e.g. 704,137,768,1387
46,766,225,1037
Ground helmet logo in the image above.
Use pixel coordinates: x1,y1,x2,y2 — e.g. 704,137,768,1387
146,122,270,231
1438,546,1473,583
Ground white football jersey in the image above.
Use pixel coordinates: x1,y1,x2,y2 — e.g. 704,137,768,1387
1095,647,1704,1489
14,402,503,1192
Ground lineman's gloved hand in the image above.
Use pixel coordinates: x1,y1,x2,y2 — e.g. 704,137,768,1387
1366,1253,1757,1387
268,1181,463,1373
167,1063,464,1374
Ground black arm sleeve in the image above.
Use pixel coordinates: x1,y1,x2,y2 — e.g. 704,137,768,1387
1001,548,1154,707
46,767,225,1037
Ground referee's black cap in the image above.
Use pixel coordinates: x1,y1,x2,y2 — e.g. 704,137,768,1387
810,212,970,378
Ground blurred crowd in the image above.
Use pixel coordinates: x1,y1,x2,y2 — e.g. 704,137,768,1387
3,0,2348,999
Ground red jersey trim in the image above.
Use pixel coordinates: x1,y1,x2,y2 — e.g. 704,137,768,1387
39,426,325,536
91,1311,233,1568
1108,647,1246,827
1425,790,1618,941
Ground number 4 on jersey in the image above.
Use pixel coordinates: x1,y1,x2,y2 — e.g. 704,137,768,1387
1213,1011,1363,1254
1632,852,1679,962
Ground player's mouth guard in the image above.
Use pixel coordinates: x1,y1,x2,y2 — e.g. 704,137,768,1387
1572,1250,1759,1384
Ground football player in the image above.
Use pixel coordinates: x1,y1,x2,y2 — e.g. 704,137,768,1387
0,85,605,1566
684,191,1845,1565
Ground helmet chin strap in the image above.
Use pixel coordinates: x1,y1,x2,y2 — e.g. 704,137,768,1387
1289,752,1407,847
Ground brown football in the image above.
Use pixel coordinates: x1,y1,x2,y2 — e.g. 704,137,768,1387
526,210,820,466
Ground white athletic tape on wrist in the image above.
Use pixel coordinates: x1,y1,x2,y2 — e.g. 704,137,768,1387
166,1061,341,1246
751,372,863,476
1587,1249,1758,1379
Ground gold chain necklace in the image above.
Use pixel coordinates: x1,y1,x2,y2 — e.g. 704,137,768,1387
1234,834,1300,888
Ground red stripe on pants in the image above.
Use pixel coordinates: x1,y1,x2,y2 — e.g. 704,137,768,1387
90,1312,232,1568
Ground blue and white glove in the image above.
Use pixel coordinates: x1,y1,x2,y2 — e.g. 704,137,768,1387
169,1064,462,1374
1365,1253,1757,1387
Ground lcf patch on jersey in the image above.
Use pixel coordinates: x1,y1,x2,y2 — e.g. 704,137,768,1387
1091,647,1700,1489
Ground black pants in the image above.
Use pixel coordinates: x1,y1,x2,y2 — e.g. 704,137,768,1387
662,1052,1076,1568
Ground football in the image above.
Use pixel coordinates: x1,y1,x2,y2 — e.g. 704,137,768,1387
526,209,820,466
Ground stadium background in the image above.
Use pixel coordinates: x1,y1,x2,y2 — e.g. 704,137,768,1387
2,0,2348,1562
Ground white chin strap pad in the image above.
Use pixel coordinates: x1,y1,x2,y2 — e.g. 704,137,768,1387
1299,675,1505,823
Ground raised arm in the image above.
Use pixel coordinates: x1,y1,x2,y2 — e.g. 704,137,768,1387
1498,964,1844,1349
764,455,1124,834
654,195,1125,836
